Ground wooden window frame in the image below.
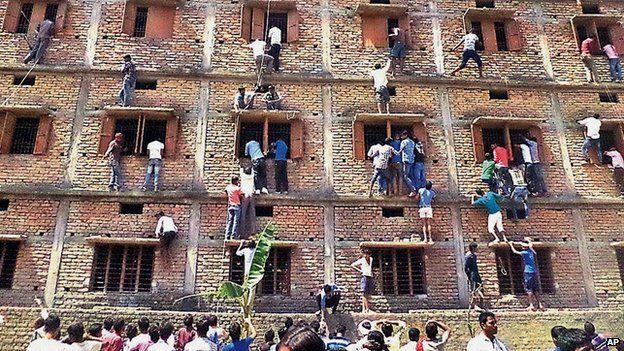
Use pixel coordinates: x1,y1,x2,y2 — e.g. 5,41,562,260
370,248,426,296
90,244,155,293
353,119,427,161
571,15,624,54
97,112,179,158
463,9,521,52
357,4,411,50
495,247,555,296
122,2,175,39
234,113,303,160
0,241,19,289
0,110,53,155
3,0,67,34
228,247,291,295
240,1,300,44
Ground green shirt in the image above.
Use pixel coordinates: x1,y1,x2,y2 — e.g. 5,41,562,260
481,159,496,180
472,192,502,214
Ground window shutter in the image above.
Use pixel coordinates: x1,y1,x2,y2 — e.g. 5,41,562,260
471,123,485,163
251,7,266,41
29,2,46,34
54,1,68,34
3,0,21,32
611,24,624,55
98,116,115,155
286,10,299,43
412,122,428,155
361,16,388,48
528,125,550,163
505,19,522,51
399,15,412,49
0,112,16,154
122,3,137,35
145,5,174,39
290,118,303,159
240,5,252,41
481,21,497,52
33,116,53,155
504,126,513,162
164,115,179,158
353,121,365,160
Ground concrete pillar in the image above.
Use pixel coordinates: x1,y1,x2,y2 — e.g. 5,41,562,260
63,76,91,187
202,4,216,70
533,5,555,80
184,201,201,294
438,87,459,194
571,208,598,307
319,0,332,72
44,200,70,307
550,93,577,193
430,1,445,75
194,81,210,190
322,85,334,190
323,204,335,284
84,2,102,68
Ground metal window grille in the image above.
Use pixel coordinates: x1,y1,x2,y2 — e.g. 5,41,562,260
617,249,624,289
10,117,39,154
268,122,291,159
0,241,19,289
238,122,264,158
91,245,154,292
266,12,288,43
494,22,508,51
229,247,291,295
16,3,33,34
481,127,505,155
371,248,426,295
114,118,139,156
133,7,149,37
496,248,554,295
44,3,58,21
470,21,485,51
387,18,399,48
364,124,387,156
141,119,167,156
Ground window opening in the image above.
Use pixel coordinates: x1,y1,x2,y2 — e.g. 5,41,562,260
16,3,33,34
470,21,485,51
91,245,154,292
44,3,58,21
133,7,149,37
494,22,508,51
371,248,426,295
10,117,39,154
238,122,264,158
255,205,274,217
0,241,19,289
119,203,144,214
382,207,404,218
266,12,288,43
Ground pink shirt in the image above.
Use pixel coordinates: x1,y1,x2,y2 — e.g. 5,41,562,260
606,150,624,168
604,44,619,59
581,38,598,54
493,146,509,167
175,328,196,351
102,333,124,351
226,184,242,206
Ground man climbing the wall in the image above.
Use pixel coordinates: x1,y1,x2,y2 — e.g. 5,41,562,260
450,27,483,78
267,26,282,72
370,59,392,114
388,26,407,76
471,188,507,243
24,18,54,64
578,113,603,164
119,55,137,107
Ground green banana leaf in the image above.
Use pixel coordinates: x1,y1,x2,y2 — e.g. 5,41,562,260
215,281,245,299
243,223,276,289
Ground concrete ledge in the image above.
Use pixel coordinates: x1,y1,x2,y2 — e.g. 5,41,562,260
84,235,161,246
224,239,298,247
360,241,433,249
0,234,26,242
487,241,561,249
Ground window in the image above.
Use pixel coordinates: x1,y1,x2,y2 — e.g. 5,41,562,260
91,245,154,292
599,93,619,103
0,241,19,289
465,11,522,52
0,112,53,155
255,205,274,217
240,4,299,43
382,207,404,218
353,119,427,161
10,118,39,154
229,247,291,295
122,3,175,39
494,22,508,51
363,124,388,154
471,120,549,164
582,3,600,14
135,79,157,90
13,75,35,86
588,121,624,165
470,21,485,51
489,89,509,100
571,17,624,53
235,115,303,159
370,0,390,3
98,113,178,157
476,0,494,8
370,248,426,295
119,203,144,214
0,199,9,211
495,248,555,295
387,18,399,48
359,8,411,49
3,0,67,34
616,249,624,288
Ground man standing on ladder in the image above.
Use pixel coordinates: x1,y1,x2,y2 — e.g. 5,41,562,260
24,19,54,64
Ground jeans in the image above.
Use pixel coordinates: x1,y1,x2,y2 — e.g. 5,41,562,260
316,292,341,313
108,159,122,188
614,167,624,194
527,163,547,194
402,162,417,192
240,195,256,239
387,162,402,194
119,78,136,107
24,38,49,64
609,58,622,81
252,158,268,190
255,55,274,73
371,168,389,193
509,186,530,220
266,100,282,110
143,158,162,189
225,205,241,239
413,162,426,189
582,137,603,163
496,166,513,196
268,43,281,71
275,160,288,192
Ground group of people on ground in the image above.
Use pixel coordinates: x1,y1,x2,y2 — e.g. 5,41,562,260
549,322,616,351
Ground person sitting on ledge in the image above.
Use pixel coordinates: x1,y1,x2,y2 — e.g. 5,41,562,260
315,283,342,316
233,86,256,113
262,85,283,110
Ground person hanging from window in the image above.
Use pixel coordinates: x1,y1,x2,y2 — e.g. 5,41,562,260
388,27,407,76
580,33,600,83
388,132,403,196
233,85,256,112
449,28,483,78
578,114,603,164
603,41,622,82
604,147,624,196
249,38,274,75
225,175,243,240
508,167,530,221
464,243,485,312
236,240,256,279
413,138,426,190
239,166,256,239
369,59,392,114
315,283,342,316
119,55,137,107
103,133,125,192
415,181,436,243
245,139,269,194
471,188,507,243
481,153,498,193
271,137,289,194
508,237,545,312
367,138,394,197
516,139,534,193
155,211,178,247
350,249,374,313
267,26,282,72
141,137,165,192
23,19,54,64
262,85,284,110
521,134,547,196
492,142,513,196
395,130,418,197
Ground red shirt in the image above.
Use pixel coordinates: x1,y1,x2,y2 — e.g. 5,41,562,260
175,328,196,351
102,332,124,351
226,184,242,206
581,38,599,55
493,146,509,167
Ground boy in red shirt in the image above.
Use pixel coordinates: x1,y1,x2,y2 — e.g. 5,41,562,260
491,143,512,195
225,176,243,239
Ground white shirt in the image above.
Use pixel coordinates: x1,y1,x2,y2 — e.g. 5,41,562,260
400,341,418,351
240,168,254,196
156,216,178,235
184,337,218,351
519,144,532,164
66,341,102,351
422,330,450,351
385,335,401,351
236,247,255,277
606,150,624,168
463,33,479,51
352,257,373,277
128,334,151,351
27,339,66,351
268,27,282,46
466,333,508,351
249,40,267,58
578,117,602,139
147,340,174,351
147,141,165,160
370,65,389,89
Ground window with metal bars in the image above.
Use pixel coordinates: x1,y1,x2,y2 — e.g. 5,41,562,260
114,117,167,156
268,123,290,159
481,127,505,154
495,248,555,295
364,124,387,155
266,12,287,43
596,27,611,49
133,7,149,37
616,249,624,289
44,3,58,21
229,247,291,295
91,245,154,292
370,248,426,295
10,117,39,154
470,21,485,51
0,241,19,289
494,22,508,51
238,121,293,159
16,3,34,34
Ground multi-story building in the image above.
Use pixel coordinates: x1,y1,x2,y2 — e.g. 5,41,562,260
1,0,624,349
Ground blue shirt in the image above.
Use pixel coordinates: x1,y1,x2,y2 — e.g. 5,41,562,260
319,284,341,309
326,336,352,350
521,250,537,274
472,192,502,214
274,139,288,161
400,138,415,163
418,188,436,207
245,141,264,160
223,337,254,351
391,139,401,162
